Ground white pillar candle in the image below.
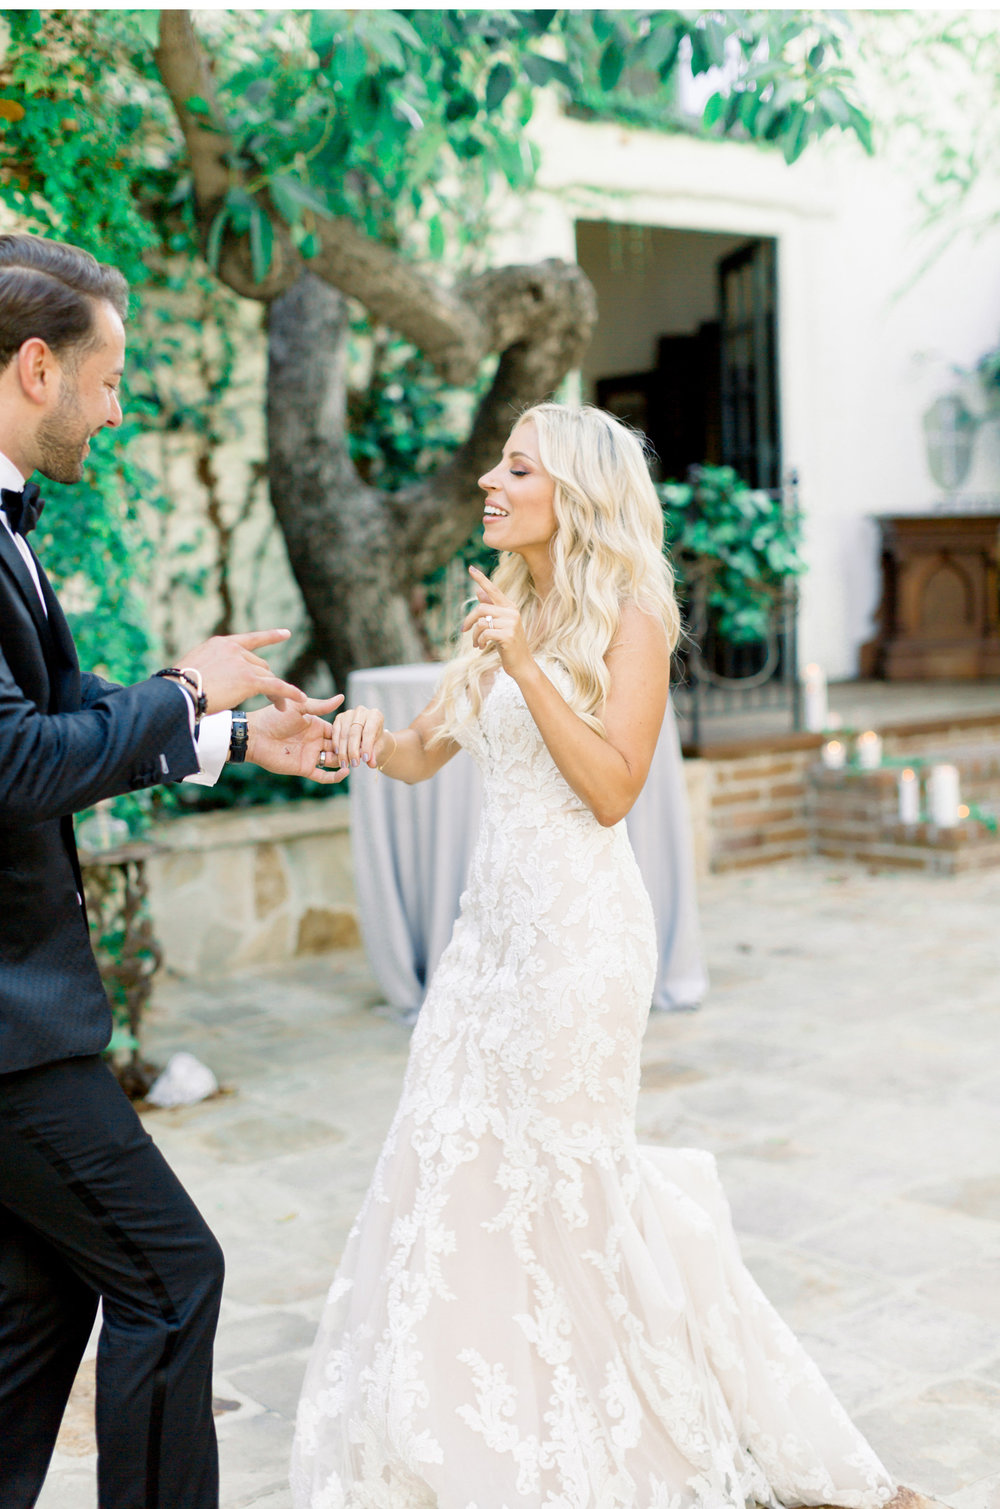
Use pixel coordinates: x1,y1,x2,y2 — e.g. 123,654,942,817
803,663,828,733
898,768,920,824
928,763,961,827
821,739,846,770
855,730,883,770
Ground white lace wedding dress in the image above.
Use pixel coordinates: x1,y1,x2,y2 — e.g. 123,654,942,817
292,666,895,1509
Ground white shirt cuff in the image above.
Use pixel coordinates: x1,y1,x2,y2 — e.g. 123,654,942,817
182,706,233,787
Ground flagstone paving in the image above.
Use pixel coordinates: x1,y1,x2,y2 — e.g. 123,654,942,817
38,857,1000,1509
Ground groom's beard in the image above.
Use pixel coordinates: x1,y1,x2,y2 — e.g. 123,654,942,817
36,376,91,484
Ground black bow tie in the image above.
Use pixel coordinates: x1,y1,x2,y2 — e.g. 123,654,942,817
1,482,44,537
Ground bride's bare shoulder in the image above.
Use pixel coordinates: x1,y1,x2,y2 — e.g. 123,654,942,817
608,600,672,662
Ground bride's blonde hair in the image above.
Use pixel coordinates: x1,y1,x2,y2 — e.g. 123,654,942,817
431,402,680,743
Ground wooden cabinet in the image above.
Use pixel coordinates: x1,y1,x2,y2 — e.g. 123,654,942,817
860,514,1000,679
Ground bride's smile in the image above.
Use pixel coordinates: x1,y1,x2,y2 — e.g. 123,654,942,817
479,420,557,576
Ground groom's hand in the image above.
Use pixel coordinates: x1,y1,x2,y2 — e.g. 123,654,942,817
177,630,307,713
246,696,348,782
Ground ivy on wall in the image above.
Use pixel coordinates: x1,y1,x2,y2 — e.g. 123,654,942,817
0,10,178,682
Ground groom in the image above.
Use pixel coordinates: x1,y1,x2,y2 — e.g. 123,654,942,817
0,233,340,1508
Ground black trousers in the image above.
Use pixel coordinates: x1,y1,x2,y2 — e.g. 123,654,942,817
0,1054,224,1509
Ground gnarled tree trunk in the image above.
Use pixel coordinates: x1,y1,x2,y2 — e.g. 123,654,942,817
156,10,597,689
266,274,425,692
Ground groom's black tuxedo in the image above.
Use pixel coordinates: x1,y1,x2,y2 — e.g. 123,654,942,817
0,514,224,1509
0,522,197,1071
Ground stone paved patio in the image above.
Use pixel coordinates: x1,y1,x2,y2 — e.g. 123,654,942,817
38,858,1000,1509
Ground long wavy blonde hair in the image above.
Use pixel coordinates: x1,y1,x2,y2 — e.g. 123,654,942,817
431,402,680,743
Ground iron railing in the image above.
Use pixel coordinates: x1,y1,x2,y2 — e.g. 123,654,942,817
670,473,803,749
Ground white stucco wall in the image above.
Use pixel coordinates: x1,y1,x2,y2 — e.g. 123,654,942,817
492,95,1000,681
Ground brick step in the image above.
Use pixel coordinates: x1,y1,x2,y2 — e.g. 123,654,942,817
697,718,1000,874
807,748,1000,874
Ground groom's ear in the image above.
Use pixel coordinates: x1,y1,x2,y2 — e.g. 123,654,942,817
15,337,58,406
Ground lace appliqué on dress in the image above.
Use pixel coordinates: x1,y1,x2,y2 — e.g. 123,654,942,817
292,666,895,1509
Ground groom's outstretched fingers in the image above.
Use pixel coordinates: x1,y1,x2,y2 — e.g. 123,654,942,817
178,629,308,714
230,629,295,652
331,704,385,770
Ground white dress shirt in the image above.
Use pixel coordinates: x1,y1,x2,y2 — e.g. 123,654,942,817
0,451,230,786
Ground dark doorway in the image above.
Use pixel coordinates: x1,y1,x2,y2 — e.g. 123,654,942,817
579,222,780,488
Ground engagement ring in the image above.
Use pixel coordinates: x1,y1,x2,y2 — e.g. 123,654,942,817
485,615,495,630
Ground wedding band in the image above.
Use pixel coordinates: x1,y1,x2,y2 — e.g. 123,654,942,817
318,750,328,765
350,721,365,727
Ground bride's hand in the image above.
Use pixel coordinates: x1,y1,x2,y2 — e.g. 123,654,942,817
463,567,532,678
331,703,385,771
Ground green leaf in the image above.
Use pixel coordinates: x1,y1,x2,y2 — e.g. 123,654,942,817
309,10,338,57
689,29,710,76
249,203,273,283
267,174,304,226
485,62,514,112
204,202,230,270
370,10,424,54
522,52,555,87
846,101,874,154
599,40,626,92
782,110,810,164
638,21,679,75
591,12,616,45
185,94,212,118
700,17,729,69
817,88,850,127
702,90,727,129
520,51,573,91
738,90,760,131
332,36,367,93
427,213,445,259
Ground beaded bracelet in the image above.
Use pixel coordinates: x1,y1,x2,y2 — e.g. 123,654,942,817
155,666,207,723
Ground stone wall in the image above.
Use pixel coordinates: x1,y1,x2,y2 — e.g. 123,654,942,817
145,799,358,977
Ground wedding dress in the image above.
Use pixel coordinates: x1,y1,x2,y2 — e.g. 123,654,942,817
292,665,895,1509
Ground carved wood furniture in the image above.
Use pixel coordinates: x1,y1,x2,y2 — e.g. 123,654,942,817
860,514,1000,680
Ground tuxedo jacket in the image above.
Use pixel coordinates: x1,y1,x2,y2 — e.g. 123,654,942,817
0,524,199,1073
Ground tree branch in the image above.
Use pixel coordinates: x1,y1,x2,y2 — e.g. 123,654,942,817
154,11,230,208
156,10,488,379
388,259,598,578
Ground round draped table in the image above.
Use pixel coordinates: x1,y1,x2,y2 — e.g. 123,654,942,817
347,663,708,1021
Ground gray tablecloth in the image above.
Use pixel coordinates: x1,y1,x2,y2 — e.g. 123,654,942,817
347,664,708,1018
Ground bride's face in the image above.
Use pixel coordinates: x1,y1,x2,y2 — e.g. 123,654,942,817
478,422,557,556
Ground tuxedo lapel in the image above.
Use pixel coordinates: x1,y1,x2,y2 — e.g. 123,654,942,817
0,527,81,713
0,524,50,646
34,552,81,713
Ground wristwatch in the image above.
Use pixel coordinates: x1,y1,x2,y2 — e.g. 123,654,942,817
228,710,249,763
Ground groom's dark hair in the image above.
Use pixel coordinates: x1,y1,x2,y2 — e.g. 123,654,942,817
0,233,129,373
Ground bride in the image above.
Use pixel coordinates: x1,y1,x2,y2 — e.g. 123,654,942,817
291,404,906,1509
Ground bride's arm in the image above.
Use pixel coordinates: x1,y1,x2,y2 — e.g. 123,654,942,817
330,698,459,785
468,570,669,826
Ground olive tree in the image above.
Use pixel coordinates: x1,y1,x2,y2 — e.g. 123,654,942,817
1,8,872,688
